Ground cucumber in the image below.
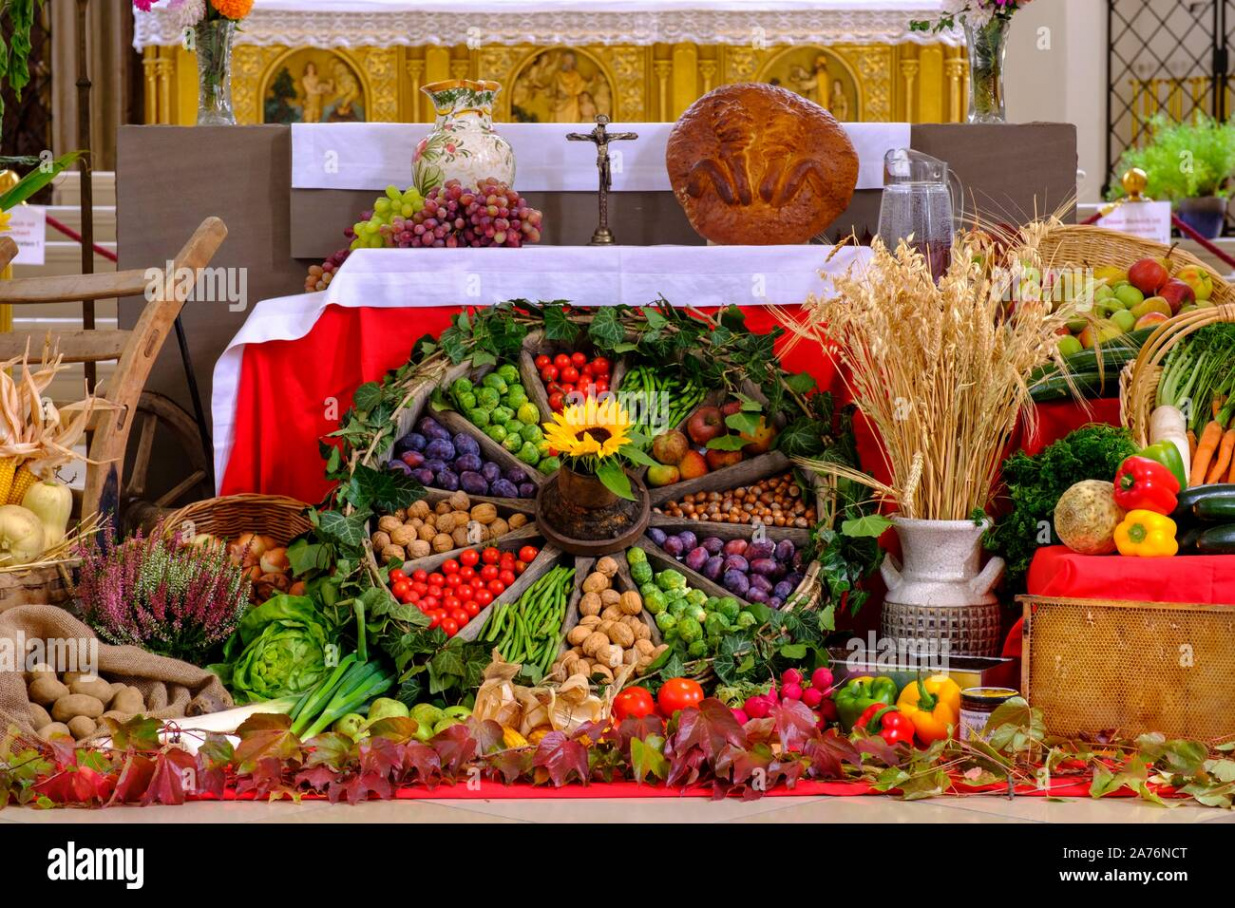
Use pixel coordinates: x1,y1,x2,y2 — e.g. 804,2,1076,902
1178,524,1205,553
1196,524,1235,554
1195,496,1235,522
1174,484,1235,521
1029,370,1122,402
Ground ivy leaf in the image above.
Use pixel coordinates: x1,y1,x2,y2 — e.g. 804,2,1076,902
543,305,580,344
588,306,625,349
725,411,761,436
352,464,424,512
471,349,497,368
841,514,893,539
629,735,669,784
775,418,825,457
706,434,747,451
317,510,370,549
784,372,817,394
352,382,382,413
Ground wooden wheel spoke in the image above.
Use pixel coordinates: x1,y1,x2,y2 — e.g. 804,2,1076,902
154,471,209,509
125,412,159,498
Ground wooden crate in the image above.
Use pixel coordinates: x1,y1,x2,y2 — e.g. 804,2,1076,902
1019,594,1235,741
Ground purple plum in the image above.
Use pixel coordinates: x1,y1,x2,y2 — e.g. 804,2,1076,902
775,539,796,562
481,461,503,483
423,459,447,475
505,467,530,485
769,597,783,609
723,538,748,557
454,453,483,474
748,573,774,594
677,530,698,552
400,450,426,468
387,459,413,475
746,540,775,561
491,478,519,499
453,433,481,458
395,432,426,454
722,554,749,574
424,438,457,462
663,535,685,557
703,555,725,580
749,558,777,576
412,468,435,485
436,469,460,491
684,546,709,572
702,537,724,555
747,588,769,604
417,417,449,440
773,580,796,601
519,482,537,498
722,569,750,596
648,527,667,546
460,472,489,496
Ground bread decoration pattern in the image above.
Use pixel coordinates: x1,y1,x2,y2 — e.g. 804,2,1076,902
666,83,859,245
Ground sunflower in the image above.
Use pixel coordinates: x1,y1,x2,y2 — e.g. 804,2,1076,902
543,396,632,460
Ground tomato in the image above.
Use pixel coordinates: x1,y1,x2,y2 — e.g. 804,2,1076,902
549,392,565,412
455,585,473,602
514,561,527,575
540,365,559,382
442,559,460,575
411,581,429,595
459,548,479,567
498,569,517,586
474,588,493,606
593,378,609,393
580,363,594,377
481,547,501,564
428,612,444,629
449,607,469,624
443,595,461,610
458,566,476,582
444,573,462,589
560,365,580,384
487,579,506,595
389,569,408,584
560,382,575,394
591,356,611,375
547,380,566,395
421,595,439,611
553,353,571,370
441,618,459,637
518,545,539,564
657,678,705,716
570,351,587,367
463,600,481,618
398,591,418,605
534,354,551,370
613,686,657,721
428,572,445,586
391,580,411,599
412,569,428,583
480,564,499,581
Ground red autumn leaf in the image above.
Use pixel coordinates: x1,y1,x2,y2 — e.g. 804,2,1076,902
803,729,863,779
233,724,303,775
532,732,590,787
401,741,444,786
140,750,196,806
855,734,902,767
100,715,163,753
771,699,819,753
342,770,393,805
303,732,355,769
235,756,296,801
488,748,535,784
669,698,748,764
614,714,665,754
741,716,777,745
109,753,155,805
467,718,507,754
665,745,707,788
432,723,478,776
357,736,402,783
196,733,234,769
295,764,338,791
366,717,418,742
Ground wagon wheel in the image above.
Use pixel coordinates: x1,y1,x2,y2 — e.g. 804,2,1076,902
122,392,213,532
368,332,827,684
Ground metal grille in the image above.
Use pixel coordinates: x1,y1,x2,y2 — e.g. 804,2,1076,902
1022,596,1235,740
1106,0,1229,193
0,4,52,164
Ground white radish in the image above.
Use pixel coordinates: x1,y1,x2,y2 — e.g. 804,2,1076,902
1150,405,1190,478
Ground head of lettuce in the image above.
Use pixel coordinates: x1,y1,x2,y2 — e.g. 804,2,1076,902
211,594,336,703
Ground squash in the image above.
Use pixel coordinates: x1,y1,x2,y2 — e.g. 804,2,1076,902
21,479,72,550
0,504,47,566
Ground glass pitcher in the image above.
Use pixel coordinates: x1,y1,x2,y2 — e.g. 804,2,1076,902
876,149,962,280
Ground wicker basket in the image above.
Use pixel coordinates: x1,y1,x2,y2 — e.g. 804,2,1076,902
0,563,75,613
1020,594,1235,741
159,494,313,545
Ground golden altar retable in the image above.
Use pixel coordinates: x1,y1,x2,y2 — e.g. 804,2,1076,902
134,2,969,126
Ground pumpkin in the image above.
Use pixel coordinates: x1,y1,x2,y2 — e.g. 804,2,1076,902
0,504,47,566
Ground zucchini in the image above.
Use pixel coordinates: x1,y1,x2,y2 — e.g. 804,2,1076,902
1195,496,1235,522
1178,524,1205,553
1030,370,1122,403
1196,523,1235,554
1174,484,1235,521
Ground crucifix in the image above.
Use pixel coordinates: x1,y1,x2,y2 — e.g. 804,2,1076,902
567,114,638,245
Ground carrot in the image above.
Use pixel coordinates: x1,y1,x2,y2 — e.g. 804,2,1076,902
1188,429,1198,454
1206,429,1235,483
1216,396,1228,419
1191,420,1224,485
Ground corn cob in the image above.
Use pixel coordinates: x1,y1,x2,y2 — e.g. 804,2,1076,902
7,462,37,505
502,727,529,748
0,456,17,505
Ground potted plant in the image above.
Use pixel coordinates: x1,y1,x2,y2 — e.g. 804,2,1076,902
1111,114,1235,239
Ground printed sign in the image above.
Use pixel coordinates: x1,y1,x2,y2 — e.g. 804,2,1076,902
1097,200,1172,245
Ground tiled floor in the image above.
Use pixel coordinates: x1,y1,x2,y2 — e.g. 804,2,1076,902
1,795,1231,823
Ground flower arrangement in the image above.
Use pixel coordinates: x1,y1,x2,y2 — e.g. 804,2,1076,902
911,0,1031,31
76,529,251,664
542,396,651,500
1109,114,1235,202
133,0,253,26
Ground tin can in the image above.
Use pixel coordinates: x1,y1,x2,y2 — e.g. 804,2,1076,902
959,687,1019,742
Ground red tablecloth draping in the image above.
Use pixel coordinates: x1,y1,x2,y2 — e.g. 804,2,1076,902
219,304,839,502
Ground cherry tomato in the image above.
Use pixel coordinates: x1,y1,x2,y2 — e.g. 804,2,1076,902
443,595,461,611
428,612,444,629
547,381,567,395
412,569,428,583
553,353,571,370
560,382,575,394
474,588,493,606
560,365,580,384
421,595,439,611
445,573,462,589
657,678,705,716
498,569,517,586
455,584,473,602
534,354,551,370
580,363,594,377
514,560,527,575
613,686,657,721
549,392,565,412
458,566,476,582
570,351,587,367
540,365,559,382
428,572,445,586
459,548,480,567
591,356,611,375
389,569,408,584
481,547,501,564
441,618,459,637
463,600,481,618
411,581,429,595
450,607,469,624
518,545,539,563
593,378,609,393
487,579,506,595
442,559,460,575
391,580,411,599
480,564,499,581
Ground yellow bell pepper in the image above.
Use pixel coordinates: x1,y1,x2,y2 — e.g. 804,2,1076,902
1113,509,1178,557
895,674,961,743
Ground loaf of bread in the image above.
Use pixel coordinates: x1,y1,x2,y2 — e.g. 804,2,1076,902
666,83,859,245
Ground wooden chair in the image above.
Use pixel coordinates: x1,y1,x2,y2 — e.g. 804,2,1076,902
0,217,228,521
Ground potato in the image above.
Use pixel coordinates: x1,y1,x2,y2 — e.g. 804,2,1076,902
27,662,55,680
567,625,591,646
432,533,455,553
408,539,432,559
371,530,392,551
579,592,602,617
100,710,134,725
409,499,431,519
70,676,114,703
607,622,635,648
600,589,621,606
68,716,97,741
595,555,619,577
470,503,497,525
52,694,105,723
449,490,471,512
110,687,146,715
582,572,610,594
28,676,70,706
37,722,72,740
508,513,528,529
619,591,643,615
62,671,85,686
390,524,418,547
28,702,52,729
380,544,406,564
378,515,403,534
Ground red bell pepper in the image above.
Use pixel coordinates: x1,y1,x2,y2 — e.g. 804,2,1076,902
1113,455,1180,514
856,703,915,746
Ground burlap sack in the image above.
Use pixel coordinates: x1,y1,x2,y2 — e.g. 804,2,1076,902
0,604,233,735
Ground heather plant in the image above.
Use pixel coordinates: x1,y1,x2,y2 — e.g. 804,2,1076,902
75,529,251,664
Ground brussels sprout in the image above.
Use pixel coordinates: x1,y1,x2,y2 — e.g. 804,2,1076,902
539,456,562,474
655,612,677,633
676,616,703,643
715,597,741,622
655,569,688,592
505,419,526,438
704,612,729,636
521,424,544,444
631,561,654,585
486,424,508,444
735,610,758,629
517,402,541,425
504,388,529,410
686,588,708,608
503,433,524,453
687,639,709,659
639,581,660,601
456,391,478,411
451,377,474,396
481,373,509,394
687,605,707,623
667,598,688,618
476,386,501,409
496,364,521,385
643,590,666,615
517,442,541,465
468,408,491,428
627,547,647,565
491,406,514,425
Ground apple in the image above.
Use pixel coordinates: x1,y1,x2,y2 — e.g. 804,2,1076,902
1113,283,1144,310
1093,264,1128,286
739,417,777,455
651,429,690,465
687,406,725,445
1109,308,1137,333
1158,279,1195,314
1066,316,1088,333
678,449,709,480
646,463,681,487
1057,335,1083,357
1128,257,1170,295
705,447,743,471
720,400,743,417
1130,296,1172,320
1175,264,1214,301
1134,312,1169,330
1078,320,1123,349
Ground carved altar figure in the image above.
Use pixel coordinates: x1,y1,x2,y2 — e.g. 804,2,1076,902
300,62,334,123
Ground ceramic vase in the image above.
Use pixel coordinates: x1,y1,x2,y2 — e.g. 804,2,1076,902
414,80,516,194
